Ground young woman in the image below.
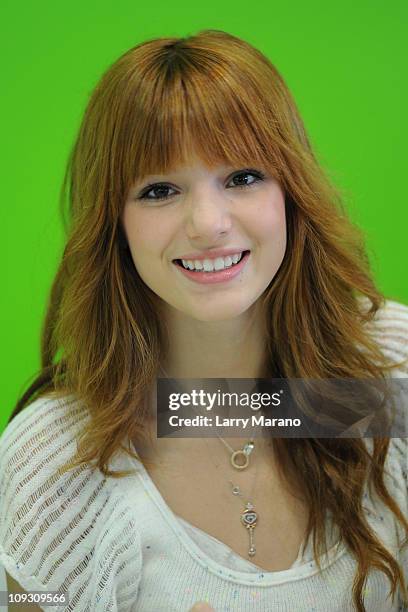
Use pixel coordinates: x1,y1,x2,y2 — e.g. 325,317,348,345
0,30,407,612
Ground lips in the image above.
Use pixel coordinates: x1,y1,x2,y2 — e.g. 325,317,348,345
173,248,251,262
173,250,250,268
172,250,251,285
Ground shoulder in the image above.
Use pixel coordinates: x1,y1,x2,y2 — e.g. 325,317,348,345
365,299,408,480
357,299,408,487
0,394,89,463
358,295,408,324
359,297,408,372
0,395,142,611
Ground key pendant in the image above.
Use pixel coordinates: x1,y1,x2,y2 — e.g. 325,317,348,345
241,502,258,557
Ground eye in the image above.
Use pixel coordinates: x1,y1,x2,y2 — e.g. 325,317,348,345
136,168,265,203
137,183,178,202
226,169,265,189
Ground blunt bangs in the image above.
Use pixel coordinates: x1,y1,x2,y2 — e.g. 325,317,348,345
116,37,288,198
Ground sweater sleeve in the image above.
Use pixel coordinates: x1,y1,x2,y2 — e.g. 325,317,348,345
0,395,142,612
366,299,408,609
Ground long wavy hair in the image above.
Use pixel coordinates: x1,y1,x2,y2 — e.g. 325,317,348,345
8,30,407,611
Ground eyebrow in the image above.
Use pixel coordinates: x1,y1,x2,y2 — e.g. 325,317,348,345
136,165,253,183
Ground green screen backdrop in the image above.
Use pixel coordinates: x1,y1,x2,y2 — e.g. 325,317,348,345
2,0,407,430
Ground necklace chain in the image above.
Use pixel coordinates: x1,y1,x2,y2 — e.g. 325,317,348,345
158,366,260,558
216,433,259,557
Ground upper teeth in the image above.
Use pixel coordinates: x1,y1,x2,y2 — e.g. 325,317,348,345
181,252,244,271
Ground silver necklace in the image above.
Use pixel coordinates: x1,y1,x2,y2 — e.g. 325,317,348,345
228,479,258,557
217,434,259,557
218,436,255,470
158,366,260,558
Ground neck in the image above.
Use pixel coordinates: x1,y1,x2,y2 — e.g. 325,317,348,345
160,301,269,379
137,301,274,466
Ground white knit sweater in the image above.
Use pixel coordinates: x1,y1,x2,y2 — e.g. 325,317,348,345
0,299,407,612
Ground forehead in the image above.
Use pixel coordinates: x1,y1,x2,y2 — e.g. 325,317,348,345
132,142,260,184
140,155,241,180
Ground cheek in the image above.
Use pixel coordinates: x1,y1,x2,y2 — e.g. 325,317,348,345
123,210,167,264
249,192,286,243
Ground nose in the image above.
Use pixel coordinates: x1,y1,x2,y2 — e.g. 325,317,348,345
184,187,233,242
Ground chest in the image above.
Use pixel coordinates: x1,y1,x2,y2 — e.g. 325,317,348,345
145,460,310,572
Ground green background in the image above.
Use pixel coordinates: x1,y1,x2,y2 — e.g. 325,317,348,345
2,0,407,430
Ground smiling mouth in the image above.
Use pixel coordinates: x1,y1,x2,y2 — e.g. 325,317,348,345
173,250,251,272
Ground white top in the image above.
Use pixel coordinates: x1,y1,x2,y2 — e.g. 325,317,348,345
176,515,308,572
0,298,407,611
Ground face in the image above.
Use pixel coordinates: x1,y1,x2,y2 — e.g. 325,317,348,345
121,154,287,322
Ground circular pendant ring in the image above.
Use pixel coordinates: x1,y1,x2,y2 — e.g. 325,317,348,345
231,449,249,470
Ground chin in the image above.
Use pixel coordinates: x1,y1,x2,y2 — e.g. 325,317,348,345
186,301,255,322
